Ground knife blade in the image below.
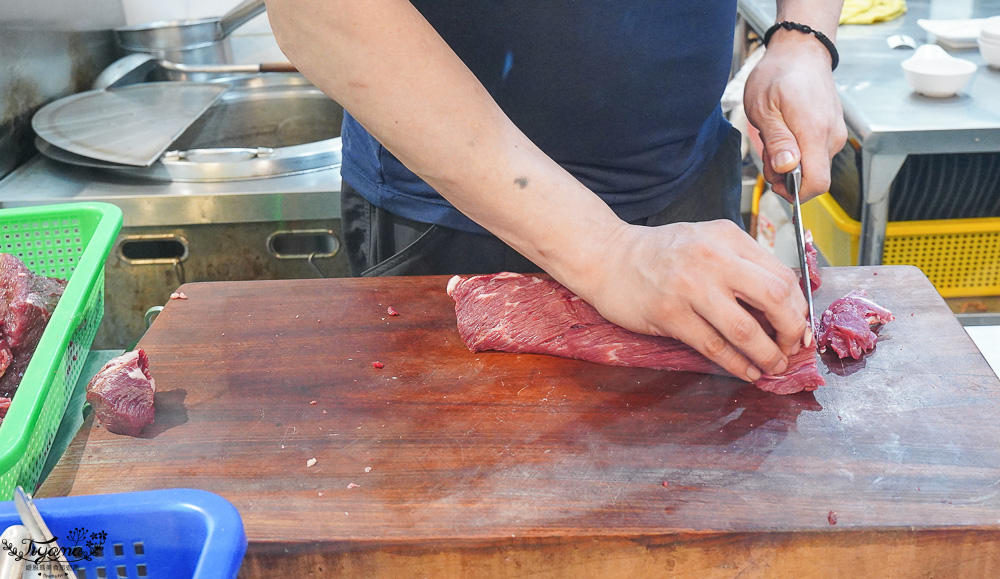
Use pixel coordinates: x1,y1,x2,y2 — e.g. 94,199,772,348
786,165,817,335
14,486,78,579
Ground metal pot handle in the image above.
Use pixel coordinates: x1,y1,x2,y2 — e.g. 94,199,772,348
116,234,188,285
266,229,341,277
163,147,275,163
156,60,297,74
217,0,267,40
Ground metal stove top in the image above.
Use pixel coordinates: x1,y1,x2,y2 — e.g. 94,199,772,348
0,155,341,227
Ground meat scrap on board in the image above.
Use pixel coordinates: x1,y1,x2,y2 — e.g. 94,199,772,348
86,349,156,437
817,289,895,359
447,273,824,395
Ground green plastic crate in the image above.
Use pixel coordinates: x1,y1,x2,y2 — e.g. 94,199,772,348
0,202,122,498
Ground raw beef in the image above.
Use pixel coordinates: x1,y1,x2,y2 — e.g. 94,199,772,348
448,273,825,395
754,348,825,394
86,349,156,436
0,341,12,383
805,231,821,292
817,289,894,359
0,254,67,397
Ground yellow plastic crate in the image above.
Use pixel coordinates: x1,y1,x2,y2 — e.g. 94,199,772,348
802,193,1000,298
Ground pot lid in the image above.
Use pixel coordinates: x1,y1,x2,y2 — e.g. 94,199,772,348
34,75,344,182
32,82,227,167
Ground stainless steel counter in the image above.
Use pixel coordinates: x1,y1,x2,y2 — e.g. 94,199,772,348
0,154,348,349
738,0,1000,264
966,325,1000,377
0,156,341,227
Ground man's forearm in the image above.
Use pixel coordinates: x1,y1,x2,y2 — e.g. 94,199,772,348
266,0,622,292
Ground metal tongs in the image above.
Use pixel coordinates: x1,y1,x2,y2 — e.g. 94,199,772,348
786,165,817,334
14,486,78,579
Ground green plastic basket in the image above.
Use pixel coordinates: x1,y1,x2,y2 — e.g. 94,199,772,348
0,202,122,499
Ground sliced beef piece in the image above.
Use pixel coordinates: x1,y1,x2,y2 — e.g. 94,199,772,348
0,254,67,397
448,273,824,395
86,349,156,437
0,397,10,423
755,348,826,394
817,289,895,359
805,231,822,292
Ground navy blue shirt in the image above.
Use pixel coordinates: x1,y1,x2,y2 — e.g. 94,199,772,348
341,1,738,234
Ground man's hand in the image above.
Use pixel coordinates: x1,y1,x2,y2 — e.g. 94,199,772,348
582,220,810,382
744,30,848,201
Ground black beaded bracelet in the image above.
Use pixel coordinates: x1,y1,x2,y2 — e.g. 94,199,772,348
763,20,840,71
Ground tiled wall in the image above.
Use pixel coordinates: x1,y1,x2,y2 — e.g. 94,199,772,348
0,0,124,179
120,0,283,62
121,0,267,31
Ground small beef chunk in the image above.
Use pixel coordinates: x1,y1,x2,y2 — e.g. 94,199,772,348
817,289,895,359
86,349,156,436
0,254,67,397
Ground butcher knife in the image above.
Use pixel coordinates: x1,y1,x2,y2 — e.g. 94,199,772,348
786,165,816,333
14,486,78,579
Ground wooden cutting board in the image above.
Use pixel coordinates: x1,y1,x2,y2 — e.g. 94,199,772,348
40,266,1000,578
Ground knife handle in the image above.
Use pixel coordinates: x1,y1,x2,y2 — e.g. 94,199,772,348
0,525,29,579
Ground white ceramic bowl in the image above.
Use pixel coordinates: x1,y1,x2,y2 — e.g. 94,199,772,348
980,37,1000,67
981,16,1000,41
901,44,977,97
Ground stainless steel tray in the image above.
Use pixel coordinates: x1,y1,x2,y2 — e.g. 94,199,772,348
31,82,227,167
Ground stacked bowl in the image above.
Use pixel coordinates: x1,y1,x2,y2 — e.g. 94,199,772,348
901,44,977,97
980,16,1000,67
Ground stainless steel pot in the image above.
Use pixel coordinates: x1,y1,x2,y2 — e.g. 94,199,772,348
37,74,344,182
114,0,266,75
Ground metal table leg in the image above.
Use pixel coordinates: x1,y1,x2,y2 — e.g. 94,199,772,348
858,150,907,265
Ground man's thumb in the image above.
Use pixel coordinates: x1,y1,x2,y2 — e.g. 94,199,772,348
759,123,800,173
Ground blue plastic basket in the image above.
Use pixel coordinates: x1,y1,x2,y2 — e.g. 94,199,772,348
0,488,246,579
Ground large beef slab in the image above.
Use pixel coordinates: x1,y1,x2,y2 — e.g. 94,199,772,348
0,254,66,399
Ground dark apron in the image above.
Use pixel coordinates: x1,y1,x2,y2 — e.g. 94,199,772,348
340,126,743,277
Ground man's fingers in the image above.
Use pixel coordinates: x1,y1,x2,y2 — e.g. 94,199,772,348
731,265,809,359
756,111,801,172
760,149,786,198
755,105,846,203
762,147,801,202
669,312,762,383
730,226,803,287
695,292,789,377
801,117,848,202
798,128,834,201
717,246,808,357
721,223,809,356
